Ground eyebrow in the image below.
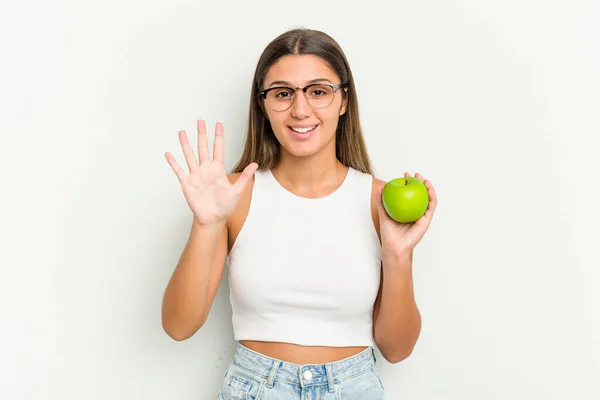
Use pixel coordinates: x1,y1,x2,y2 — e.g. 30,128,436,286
267,78,332,87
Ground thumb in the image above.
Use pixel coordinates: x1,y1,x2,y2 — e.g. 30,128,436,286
232,162,259,195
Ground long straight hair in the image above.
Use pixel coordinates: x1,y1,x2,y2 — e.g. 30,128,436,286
231,28,373,175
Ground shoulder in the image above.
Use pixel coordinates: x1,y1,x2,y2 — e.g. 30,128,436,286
368,173,386,203
371,176,386,192
369,175,386,208
349,168,385,192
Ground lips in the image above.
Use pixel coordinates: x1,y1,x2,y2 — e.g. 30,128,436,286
287,124,319,140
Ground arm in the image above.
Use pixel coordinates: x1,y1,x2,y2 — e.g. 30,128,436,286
162,121,257,341
371,175,435,363
161,219,228,341
372,251,422,363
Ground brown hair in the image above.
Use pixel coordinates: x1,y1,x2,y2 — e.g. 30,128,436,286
231,28,373,175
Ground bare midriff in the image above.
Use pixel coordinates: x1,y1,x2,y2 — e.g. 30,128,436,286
239,340,368,364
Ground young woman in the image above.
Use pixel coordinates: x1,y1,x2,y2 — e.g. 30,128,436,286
162,28,438,400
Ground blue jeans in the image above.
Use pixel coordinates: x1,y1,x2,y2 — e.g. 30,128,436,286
218,343,385,399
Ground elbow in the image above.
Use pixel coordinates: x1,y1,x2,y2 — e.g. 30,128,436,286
384,347,414,364
375,325,421,364
161,309,206,341
162,320,202,341
163,326,192,341
161,293,208,341
377,340,417,364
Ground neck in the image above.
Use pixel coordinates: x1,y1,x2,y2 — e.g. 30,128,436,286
272,148,346,190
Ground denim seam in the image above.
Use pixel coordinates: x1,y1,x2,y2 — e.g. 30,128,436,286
370,367,385,390
232,360,278,383
334,364,376,383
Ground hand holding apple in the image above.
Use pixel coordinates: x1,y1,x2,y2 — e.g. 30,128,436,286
376,172,438,259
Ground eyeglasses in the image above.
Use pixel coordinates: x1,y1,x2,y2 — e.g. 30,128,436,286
258,83,348,112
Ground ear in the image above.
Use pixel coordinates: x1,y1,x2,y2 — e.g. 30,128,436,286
339,88,349,116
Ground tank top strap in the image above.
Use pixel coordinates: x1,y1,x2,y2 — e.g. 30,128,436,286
253,168,282,192
342,167,373,206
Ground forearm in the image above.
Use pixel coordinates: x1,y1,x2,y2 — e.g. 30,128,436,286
161,221,225,340
374,252,422,363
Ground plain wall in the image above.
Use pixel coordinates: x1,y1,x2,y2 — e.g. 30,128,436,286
1,0,599,398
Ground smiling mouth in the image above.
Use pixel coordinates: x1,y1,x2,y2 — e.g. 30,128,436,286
288,125,318,133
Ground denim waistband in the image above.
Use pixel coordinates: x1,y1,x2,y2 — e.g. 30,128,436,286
231,343,377,390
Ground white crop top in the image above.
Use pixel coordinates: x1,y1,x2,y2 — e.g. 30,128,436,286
226,167,382,347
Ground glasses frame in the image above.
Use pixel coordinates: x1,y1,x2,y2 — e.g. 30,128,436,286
258,83,348,111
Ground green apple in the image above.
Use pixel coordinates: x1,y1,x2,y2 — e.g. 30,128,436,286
382,177,429,223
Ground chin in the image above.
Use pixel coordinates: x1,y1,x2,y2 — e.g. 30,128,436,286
284,144,322,158
274,127,335,159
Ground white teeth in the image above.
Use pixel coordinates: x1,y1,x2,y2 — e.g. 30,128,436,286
290,126,316,133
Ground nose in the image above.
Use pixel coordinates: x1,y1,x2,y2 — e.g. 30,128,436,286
290,91,312,118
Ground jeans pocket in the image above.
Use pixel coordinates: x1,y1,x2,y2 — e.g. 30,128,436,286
217,363,234,399
370,366,385,391
337,368,385,399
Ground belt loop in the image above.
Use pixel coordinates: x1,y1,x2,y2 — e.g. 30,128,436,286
325,363,336,393
265,359,280,389
298,366,304,388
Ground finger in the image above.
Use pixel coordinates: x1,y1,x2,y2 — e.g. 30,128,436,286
165,152,187,184
197,119,210,164
421,178,437,206
404,172,410,178
213,122,224,164
415,172,424,180
232,162,259,195
415,209,433,229
427,181,438,208
179,130,199,173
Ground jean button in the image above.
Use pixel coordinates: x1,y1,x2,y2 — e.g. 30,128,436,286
303,370,313,381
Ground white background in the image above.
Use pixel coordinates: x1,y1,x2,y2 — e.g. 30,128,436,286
1,0,599,399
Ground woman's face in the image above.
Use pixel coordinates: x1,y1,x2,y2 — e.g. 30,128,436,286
261,54,347,159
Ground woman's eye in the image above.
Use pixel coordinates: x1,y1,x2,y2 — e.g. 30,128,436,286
274,90,292,98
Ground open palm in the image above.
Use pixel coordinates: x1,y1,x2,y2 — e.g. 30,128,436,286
165,120,258,227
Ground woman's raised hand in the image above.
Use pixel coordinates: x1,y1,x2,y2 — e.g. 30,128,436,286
165,120,258,228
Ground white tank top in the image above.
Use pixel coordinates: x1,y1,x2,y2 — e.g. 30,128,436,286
226,167,382,346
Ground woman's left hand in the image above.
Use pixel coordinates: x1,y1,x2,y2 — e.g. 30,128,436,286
376,172,438,260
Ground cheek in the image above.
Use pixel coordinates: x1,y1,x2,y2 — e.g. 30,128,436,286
268,116,287,135
320,98,346,121
315,109,342,129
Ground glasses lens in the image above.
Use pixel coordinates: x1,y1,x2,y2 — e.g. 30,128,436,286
265,87,294,111
306,84,334,108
